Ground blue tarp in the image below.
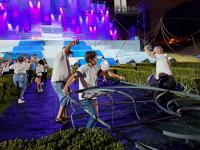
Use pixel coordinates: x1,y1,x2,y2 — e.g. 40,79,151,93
18,41,44,46
64,41,86,46
10,51,43,60
71,45,93,50
11,44,44,59
72,50,103,57
64,41,92,50
12,46,43,52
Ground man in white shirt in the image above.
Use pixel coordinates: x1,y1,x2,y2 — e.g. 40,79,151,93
51,39,79,123
63,51,125,128
144,45,177,90
144,45,172,79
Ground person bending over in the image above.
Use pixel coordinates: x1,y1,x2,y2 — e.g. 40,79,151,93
144,45,172,79
51,40,79,123
63,51,125,128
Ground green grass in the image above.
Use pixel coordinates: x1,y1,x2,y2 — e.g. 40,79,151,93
0,97,16,114
168,53,200,62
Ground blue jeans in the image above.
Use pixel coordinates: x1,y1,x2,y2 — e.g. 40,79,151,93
52,82,70,107
13,73,27,99
81,99,97,128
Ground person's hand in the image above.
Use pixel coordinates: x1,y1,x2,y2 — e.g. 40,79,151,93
74,39,79,45
119,75,125,80
63,86,69,95
144,44,153,51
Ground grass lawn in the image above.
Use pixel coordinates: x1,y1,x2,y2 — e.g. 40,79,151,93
168,53,200,62
0,97,16,114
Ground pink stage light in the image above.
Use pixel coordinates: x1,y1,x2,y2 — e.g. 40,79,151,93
79,16,83,24
91,10,93,15
37,1,40,9
106,10,109,16
7,23,12,31
15,25,19,32
3,12,7,20
59,7,64,15
114,30,117,34
101,9,103,14
110,30,113,35
89,26,93,32
101,16,104,23
29,1,33,8
51,14,55,21
94,26,96,31
0,3,3,10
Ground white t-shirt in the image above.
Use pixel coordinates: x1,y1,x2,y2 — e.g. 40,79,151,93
51,50,72,82
77,64,99,100
2,62,9,72
36,64,44,76
155,54,172,79
24,62,31,71
9,62,27,74
100,60,109,71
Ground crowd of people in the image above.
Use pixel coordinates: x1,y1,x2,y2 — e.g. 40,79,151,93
0,55,49,103
0,40,175,128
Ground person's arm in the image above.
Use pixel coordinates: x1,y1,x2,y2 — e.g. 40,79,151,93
44,65,49,70
108,71,125,80
144,45,156,59
64,40,79,55
63,72,78,94
165,54,171,67
55,40,77,60
9,64,14,70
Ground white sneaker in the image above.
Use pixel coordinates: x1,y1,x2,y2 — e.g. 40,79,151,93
40,89,43,92
18,99,25,104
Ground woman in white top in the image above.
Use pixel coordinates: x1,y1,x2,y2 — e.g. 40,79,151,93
144,45,172,79
9,57,27,104
24,57,32,85
2,60,10,75
42,59,49,84
35,60,45,92
100,56,110,82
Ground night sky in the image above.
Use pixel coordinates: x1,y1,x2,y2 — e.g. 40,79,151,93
164,0,200,36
